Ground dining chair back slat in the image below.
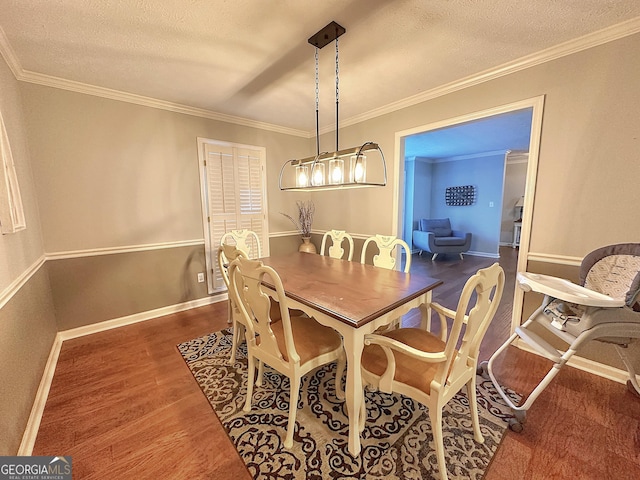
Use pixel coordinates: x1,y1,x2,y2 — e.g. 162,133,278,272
361,234,411,272
320,229,355,261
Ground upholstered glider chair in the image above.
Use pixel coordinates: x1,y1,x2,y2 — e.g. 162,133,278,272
413,218,471,260
320,229,355,261
228,256,346,448
359,263,505,480
361,234,412,273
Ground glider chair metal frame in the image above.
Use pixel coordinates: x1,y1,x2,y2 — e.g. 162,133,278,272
485,243,640,431
361,234,412,273
320,229,355,261
228,256,346,448
359,263,505,480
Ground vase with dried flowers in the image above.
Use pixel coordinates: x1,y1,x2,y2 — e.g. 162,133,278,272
281,200,316,253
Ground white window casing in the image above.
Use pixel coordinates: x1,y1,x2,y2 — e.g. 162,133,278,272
198,138,269,294
0,110,26,234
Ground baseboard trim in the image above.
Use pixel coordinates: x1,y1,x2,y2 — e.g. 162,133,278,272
516,340,631,385
18,333,64,455
18,293,228,454
60,294,227,341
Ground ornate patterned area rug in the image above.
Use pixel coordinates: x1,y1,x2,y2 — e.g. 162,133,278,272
178,329,520,479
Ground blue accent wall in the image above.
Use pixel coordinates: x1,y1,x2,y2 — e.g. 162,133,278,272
429,154,505,255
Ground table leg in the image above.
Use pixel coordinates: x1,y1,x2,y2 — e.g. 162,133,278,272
342,328,365,457
418,291,432,331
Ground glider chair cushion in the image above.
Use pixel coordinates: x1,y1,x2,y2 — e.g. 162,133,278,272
413,218,471,260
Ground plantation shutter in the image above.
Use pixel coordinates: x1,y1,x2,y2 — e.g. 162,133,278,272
200,141,268,293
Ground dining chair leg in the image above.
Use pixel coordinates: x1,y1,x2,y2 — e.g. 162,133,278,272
358,390,367,433
229,321,243,365
284,374,301,448
335,350,346,400
466,376,484,443
429,403,448,480
256,360,264,386
243,354,256,412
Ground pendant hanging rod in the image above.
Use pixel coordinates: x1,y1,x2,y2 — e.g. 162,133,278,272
308,21,345,154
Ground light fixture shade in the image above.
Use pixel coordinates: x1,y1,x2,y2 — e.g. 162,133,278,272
349,154,367,183
279,142,386,191
311,162,325,186
329,158,344,185
296,165,309,187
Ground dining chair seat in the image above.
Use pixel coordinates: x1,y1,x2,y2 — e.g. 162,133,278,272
361,328,450,394
271,315,343,363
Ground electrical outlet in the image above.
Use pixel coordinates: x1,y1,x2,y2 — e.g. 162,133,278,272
489,201,494,207
197,272,205,283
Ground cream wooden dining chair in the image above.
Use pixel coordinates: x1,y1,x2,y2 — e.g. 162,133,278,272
320,229,355,261
361,234,412,273
359,263,505,480
217,244,249,365
220,229,262,259
220,229,262,325
228,256,346,448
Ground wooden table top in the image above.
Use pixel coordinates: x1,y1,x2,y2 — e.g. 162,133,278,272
260,252,442,328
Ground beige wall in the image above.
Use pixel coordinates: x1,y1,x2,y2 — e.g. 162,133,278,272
0,53,56,455
19,84,313,253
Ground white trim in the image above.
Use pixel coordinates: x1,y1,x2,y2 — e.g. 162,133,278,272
0,255,45,310
269,230,301,238
526,252,582,266
0,25,22,79
416,149,508,163
18,333,63,455
466,250,500,259
322,17,640,134
59,294,226,341
516,341,631,386
45,239,205,260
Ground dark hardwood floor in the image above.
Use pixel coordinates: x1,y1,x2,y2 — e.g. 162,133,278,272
33,248,640,479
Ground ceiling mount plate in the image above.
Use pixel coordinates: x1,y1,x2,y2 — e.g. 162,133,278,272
308,21,346,49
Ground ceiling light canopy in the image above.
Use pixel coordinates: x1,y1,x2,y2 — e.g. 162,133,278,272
279,22,387,192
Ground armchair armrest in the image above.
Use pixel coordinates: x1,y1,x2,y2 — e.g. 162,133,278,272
412,230,437,251
364,333,447,393
451,230,472,244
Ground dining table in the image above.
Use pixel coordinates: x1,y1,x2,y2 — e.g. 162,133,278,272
259,252,442,456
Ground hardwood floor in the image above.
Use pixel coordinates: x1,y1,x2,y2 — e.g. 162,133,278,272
33,248,640,479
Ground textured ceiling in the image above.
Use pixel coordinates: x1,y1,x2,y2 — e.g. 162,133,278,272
1,1,639,133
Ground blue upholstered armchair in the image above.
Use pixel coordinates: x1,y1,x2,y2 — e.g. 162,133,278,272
412,218,471,260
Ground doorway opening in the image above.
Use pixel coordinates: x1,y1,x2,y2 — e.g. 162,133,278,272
392,96,545,334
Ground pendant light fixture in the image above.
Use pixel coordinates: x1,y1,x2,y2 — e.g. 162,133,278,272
279,21,387,191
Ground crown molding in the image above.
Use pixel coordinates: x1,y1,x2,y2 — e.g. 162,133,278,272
17,70,310,138
2,18,640,138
